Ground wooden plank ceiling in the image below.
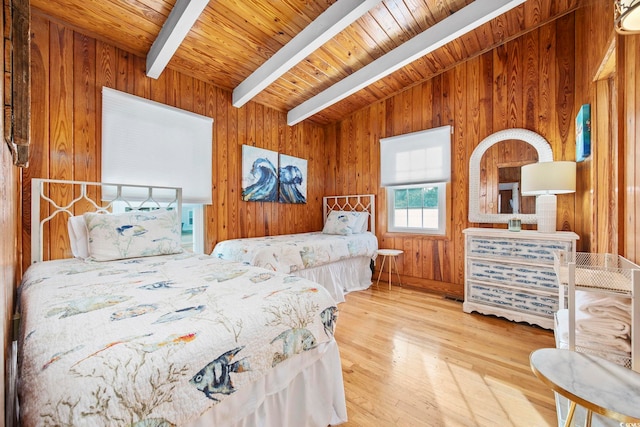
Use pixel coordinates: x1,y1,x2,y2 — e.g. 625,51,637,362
31,0,578,126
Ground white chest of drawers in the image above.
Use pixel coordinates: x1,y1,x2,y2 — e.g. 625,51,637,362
463,228,579,329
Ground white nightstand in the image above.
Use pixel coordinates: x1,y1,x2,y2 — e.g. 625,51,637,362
376,249,403,290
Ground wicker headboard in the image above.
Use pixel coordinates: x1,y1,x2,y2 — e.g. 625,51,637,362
322,194,376,235
31,179,182,264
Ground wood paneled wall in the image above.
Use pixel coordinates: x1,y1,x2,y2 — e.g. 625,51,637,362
6,1,640,422
325,16,577,298
23,12,327,271
1,135,19,427
619,35,640,263
620,36,640,263
0,151,18,427
16,3,640,302
2,0,21,422
573,0,640,265
574,1,616,256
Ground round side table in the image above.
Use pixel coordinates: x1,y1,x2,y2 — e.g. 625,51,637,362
530,348,640,426
376,249,403,290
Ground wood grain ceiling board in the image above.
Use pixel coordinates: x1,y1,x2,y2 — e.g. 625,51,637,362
309,0,579,125
31,0,171,56
30,0,578,126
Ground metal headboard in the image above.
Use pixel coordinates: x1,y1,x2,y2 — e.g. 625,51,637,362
322,194,376,235
31,178,182,264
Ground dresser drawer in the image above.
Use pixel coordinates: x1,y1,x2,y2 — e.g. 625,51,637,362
467,236,572,264
467,258,558,292
466,281,558,317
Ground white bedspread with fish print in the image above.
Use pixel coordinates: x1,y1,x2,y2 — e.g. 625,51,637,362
211,231,378,273
18,253,338,426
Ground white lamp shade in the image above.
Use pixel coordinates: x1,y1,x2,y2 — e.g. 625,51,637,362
521,161,576,196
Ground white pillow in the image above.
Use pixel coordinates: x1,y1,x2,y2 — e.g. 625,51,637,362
351,212,369,233
322,211,368,235
83,209,183,261
67,215,90,258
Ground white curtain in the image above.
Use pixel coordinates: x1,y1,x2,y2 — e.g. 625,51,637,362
380,125,452,187
101,87,213,204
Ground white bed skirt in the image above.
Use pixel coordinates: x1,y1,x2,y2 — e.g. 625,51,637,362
293,256,373,303
186,340,348,427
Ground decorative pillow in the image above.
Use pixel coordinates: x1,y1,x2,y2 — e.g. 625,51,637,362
322,211,352,235
351,212,369,233
67,215,90,258
323,210,369,235
83,209,183,261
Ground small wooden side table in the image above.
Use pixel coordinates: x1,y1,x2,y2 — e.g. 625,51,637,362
530,348,640,426
376,249,403,290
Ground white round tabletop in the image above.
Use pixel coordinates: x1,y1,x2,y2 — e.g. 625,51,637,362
530,348,640,422
377,249,403,256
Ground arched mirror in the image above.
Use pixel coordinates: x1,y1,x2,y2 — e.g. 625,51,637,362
468,129,553,224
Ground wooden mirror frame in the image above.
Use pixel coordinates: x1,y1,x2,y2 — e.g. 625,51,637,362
468,128,553,224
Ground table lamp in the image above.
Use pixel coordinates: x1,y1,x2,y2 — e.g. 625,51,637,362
521,161,576,233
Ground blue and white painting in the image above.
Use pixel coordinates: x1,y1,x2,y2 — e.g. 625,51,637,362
242,145,279,202
279,154,307,204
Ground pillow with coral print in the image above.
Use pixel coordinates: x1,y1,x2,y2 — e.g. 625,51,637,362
83,209,183,261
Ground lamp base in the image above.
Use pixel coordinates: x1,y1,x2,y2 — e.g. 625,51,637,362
536,194,557,233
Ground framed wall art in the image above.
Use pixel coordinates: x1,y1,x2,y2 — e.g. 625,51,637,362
241,145,279,202
576,104,591,162
278,154,307,204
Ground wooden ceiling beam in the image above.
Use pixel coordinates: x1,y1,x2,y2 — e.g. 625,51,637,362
146,0,209,79
287,0,527,126
232,0,383,108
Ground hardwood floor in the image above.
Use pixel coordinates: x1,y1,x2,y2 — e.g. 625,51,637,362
334,285,557,427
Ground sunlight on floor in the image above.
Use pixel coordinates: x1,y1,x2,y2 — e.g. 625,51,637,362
387,333,554,426
423,355,552,426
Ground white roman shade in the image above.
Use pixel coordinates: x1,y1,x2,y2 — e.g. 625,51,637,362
380,125,452,187
101,87,213,204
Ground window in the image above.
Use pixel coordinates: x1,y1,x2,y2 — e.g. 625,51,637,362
179,204,204,253
380,125,451,235
387,184,446,234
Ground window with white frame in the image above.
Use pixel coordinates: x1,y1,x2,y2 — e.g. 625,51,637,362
101,87,212,253
387,184,446,234
380,125,451,235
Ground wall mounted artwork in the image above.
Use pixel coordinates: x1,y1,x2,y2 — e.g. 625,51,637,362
576,104,591,162
241,145,308,204
242,145,279,202
279,154,307,204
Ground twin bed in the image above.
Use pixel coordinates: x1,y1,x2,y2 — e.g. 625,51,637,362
17,179,352,426
212,194,378,303
24,178,640,425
